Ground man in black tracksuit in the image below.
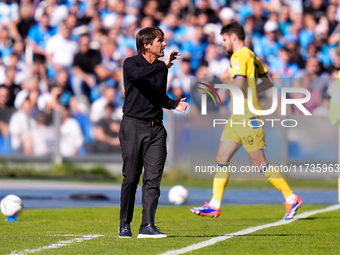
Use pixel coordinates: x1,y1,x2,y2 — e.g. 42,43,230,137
118,27,188,238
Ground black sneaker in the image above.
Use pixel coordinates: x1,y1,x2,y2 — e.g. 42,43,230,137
118,222,132,238
137,224,167,238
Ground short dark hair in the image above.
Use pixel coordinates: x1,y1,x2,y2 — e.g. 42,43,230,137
220,22,245,41
280,46,290,53
79,33,90,41
136,27,164,54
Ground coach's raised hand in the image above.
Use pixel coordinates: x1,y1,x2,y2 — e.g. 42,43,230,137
165,50,181,69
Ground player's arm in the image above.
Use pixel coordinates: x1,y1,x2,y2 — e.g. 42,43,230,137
220,56,247,90
220,69,246,90
257,73,273,94
255,58,273,93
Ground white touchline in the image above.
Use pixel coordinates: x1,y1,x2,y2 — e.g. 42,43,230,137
9,234,104,255
160,204,340,255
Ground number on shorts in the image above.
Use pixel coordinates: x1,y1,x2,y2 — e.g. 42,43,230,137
243,136,254,145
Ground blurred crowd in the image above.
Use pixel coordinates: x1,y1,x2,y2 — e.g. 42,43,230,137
0,0,338,156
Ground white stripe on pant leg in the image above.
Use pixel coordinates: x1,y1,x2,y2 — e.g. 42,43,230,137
160,204,340,255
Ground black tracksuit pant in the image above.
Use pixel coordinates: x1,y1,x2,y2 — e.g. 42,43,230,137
119,115,167,225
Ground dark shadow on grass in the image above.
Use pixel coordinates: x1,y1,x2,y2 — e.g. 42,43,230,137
298,217,340,220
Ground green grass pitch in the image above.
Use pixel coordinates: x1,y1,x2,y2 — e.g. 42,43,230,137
1,205,339,254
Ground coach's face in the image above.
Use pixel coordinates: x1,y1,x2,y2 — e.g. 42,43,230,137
147,36,167,57
222,33,233,54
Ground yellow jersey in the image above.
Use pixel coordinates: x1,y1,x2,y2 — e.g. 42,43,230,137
229,46,268,120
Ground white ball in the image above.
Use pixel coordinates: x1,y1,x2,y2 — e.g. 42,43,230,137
1,195,23,217
168,185,188,205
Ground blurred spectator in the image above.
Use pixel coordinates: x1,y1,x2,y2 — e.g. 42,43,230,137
64,13,84,41
181,26,208,71
296,57,330,92
90,86,121,123
9,98,36,153
35,0,68,28
288,12,303,39
270,46,299,79
291,77,321,114
72,33,102,104
3,53,28,85
117,22,137,57
254,20,282,63
38,69,76,113
98,37,121,88
88,15,104,49
205,44,230,78
160,13,187,46
299,13,316,57
219,7,235,26
237,0,253,24
313,92,330,116
16,2,36,40
0,28,13,62
169,57,194,100
243,16,258,46
0,86,15,150
326,4,338,35
60,104,83,156
27,13,57,62
252,0,266,35
0,67,20,107
26,113,54,156
278,5,291,36
284,37,304,68
11,41,26,63
141,0,164,24
102,0,136,30
0,0,18,26
313,23,332,68
0,86,10,109
326,68,339,96
304,0,326,23
329,50,340,71
195,0,219,24
125,0,142,15
0,0,20,41
101,0,118,29
46,22,78,72
14,76,39,109
93,103,120,153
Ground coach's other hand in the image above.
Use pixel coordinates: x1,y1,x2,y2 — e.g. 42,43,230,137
172,97,188,113
165,50,181,69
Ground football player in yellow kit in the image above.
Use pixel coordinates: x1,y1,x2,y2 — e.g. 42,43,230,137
190,22,302,220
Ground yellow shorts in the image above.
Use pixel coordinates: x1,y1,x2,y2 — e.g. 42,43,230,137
220,117,266,152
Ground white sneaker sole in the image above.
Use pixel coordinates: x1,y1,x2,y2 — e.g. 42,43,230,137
137,234,167,238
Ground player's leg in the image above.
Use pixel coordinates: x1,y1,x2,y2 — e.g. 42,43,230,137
190,140,241,217
247,149,294,199
211,140,241,206
246,141,302,220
